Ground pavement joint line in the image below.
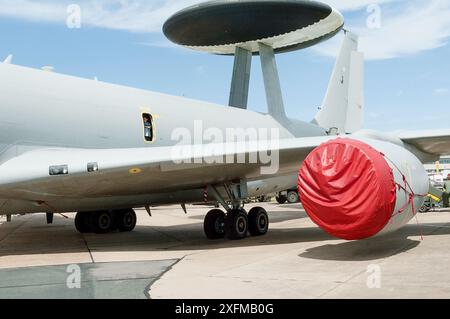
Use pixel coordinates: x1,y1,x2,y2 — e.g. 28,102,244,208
0,201,8,212
268,279,306,296
82,237,95,263
208,275,348,283
316,268,368,299
382,237,424,259
394,222,450,251
314,225,443,299
207,241,331,277
314,237,422,298
146,257,184,299
147,226,186,244
421,223,450,230
2,206,450,298
85,238,209,251
0,275,162,290
149,241,207,251
0,216,30,244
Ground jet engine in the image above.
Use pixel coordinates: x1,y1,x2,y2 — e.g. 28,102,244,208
298,138,429,240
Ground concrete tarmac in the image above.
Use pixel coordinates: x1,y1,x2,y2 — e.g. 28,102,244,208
1,203,450,299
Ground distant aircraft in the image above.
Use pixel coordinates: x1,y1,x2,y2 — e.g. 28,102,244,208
0,0,449,241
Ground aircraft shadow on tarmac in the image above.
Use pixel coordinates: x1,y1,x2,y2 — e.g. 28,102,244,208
1,209,450,262
300,222,450,261
300,237,421,261
187,206,309,224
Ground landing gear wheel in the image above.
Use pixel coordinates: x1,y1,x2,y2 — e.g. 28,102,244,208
276,195,287,204
225,209,248,240
90,211,115,234
419,205,430,213
248,207,269,236
287,191,299,203
75,212,92,233
116,209,137,232
204,209,226,239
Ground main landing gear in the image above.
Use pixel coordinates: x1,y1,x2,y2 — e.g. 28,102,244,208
203,182,270,240
75,209,137,234
204,206,269,240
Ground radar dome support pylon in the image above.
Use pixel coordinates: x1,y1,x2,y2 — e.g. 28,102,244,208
229,47,252,109
163,0,344,119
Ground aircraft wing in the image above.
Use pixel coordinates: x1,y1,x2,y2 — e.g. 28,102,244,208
0,136,331,201
397,129,450,156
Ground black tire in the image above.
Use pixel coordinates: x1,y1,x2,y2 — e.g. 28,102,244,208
90,211,115,234
276,195,287,204
116,209,137,232
419,205,430,213
75,212,92,233
204,209,226,240
248,207,269,236
225,209,248,240
287,191,299,203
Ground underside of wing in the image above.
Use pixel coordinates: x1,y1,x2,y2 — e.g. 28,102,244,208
398,129,450,156
0,136,331,202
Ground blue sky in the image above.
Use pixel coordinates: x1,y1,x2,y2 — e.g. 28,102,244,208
0,0,449,132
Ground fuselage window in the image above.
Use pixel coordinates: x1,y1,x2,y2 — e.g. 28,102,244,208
142,113,154,142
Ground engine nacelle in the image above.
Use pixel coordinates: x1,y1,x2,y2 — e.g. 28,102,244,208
298,138,429,240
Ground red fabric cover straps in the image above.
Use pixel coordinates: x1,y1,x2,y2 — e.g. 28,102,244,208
298,138,397,240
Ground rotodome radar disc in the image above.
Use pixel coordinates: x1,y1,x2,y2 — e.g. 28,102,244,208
163,0,344,55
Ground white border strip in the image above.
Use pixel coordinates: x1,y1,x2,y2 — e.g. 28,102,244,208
184,8,344,54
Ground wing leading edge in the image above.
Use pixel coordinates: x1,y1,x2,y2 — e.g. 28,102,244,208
0,136,332,201
4,129,449,204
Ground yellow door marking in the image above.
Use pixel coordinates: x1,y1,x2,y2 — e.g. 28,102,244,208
129,168,143,174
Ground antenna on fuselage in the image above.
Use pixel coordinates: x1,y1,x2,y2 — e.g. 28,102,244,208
3,54,13,64
163,0,344,121
41,66,55,72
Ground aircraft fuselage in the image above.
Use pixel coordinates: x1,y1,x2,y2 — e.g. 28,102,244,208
0,63,325,159
0,63,324,214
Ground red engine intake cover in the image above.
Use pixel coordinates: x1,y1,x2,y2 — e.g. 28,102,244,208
298,138,397,240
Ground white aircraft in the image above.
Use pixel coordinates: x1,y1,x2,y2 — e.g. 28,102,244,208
0,0,449,241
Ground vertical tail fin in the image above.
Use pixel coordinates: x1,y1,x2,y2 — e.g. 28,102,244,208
314,31,364,134
346,50,364,133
